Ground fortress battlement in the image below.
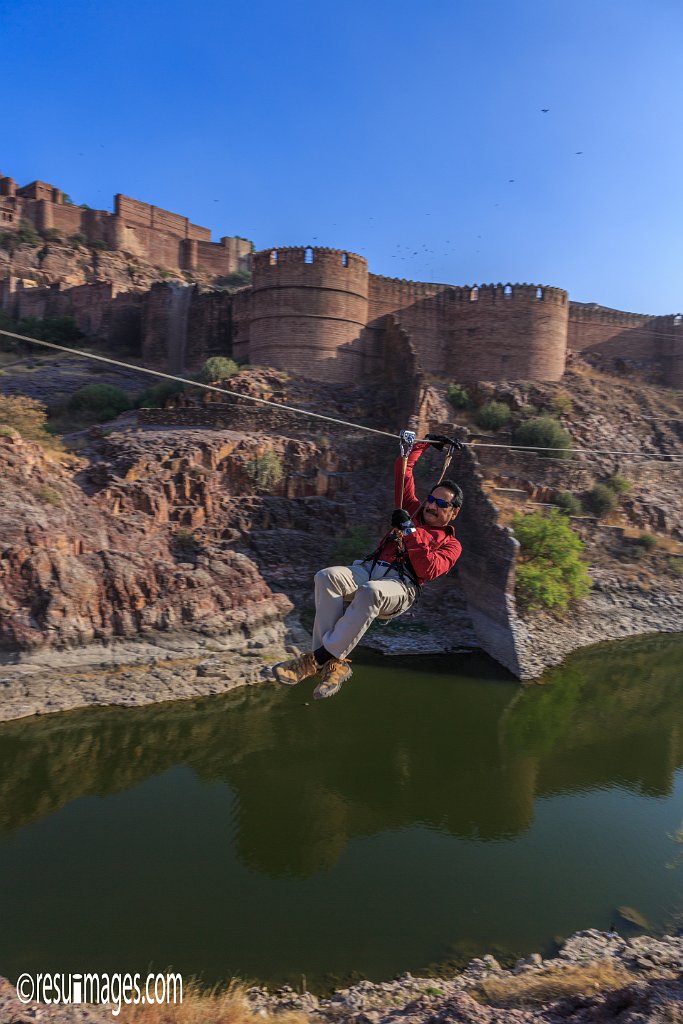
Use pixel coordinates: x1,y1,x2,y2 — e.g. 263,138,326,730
0,172,252,279
252,247,367,278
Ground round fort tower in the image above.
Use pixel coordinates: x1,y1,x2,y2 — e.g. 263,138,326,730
249,247,369,383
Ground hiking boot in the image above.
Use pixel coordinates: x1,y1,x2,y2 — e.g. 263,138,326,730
273,651,320,686
313,658,353,700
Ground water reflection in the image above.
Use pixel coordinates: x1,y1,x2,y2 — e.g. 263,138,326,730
1,635,682,879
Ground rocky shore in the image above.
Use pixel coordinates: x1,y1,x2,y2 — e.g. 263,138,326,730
512,570,683,680
0,619,299,723
1,365,682,710
1,930,683,1022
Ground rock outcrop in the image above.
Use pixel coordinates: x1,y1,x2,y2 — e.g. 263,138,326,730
0,430,290,653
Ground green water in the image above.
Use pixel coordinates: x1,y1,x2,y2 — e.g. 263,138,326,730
1,635,683,990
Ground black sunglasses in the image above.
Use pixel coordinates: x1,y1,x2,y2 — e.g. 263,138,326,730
426,494,453,509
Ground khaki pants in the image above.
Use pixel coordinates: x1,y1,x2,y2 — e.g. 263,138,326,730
312,560,417,661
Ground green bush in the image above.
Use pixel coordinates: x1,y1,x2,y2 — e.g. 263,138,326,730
200,356,239,383
553,491,583,516
90,238,110,251
67,384,131,421
15,221,40,246
247,450,283,490
447,383,471,410
639,532,658,551
15,314,84,345
40,227,63,243
216,270,253,288
136,379,186,409
605,474,631,495
513,417,572,458
67,233,88,248
512,509,592,613
667,557,683,577
475,400,511,431
585,484,618,517
550,391,573,415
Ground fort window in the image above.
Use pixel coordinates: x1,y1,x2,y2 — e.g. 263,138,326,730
504,285,512,298
304,247,314,264
470,287,479,301
269,250,278,265
341,252,348,267
536,287,544,300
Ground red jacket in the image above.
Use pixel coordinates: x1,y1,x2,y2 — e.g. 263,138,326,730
374,442,462,585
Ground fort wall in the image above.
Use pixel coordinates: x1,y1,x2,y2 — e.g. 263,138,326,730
2,278,143,351
369,275,568,381
249,248,369,383
0,174,252,278
567,302,682,383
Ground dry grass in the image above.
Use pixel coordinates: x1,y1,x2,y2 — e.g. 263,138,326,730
118,979,311,1024
0,394,64,452
474,961,641,1008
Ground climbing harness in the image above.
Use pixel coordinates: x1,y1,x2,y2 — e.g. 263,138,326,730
364,428,459,598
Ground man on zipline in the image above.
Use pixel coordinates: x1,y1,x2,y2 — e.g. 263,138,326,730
274,433,464,699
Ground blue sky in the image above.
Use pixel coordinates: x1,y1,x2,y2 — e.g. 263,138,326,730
2,0,682,314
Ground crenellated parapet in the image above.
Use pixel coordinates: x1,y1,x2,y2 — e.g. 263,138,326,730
0,171,252,279
244,250,573,384
249,247,370,383
569,302,656,327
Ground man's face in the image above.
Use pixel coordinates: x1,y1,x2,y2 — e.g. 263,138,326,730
423,486,459,528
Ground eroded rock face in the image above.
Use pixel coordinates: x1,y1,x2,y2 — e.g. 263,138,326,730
0,432,290,651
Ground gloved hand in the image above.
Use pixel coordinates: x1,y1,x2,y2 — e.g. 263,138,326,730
391,509,416,535
426,433,465,452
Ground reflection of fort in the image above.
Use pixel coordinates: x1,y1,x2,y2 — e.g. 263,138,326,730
1,637,682,876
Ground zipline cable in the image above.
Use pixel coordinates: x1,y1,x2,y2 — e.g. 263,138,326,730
0,327,682,462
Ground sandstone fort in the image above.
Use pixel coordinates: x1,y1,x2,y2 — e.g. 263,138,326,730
1,172,682,388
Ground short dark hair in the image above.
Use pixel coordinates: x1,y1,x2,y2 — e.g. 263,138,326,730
431,478,463,509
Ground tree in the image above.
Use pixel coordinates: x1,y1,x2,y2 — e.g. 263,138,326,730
512,509,592,613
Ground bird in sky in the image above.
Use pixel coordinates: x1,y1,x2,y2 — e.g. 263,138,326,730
575,151,583,155
541,108,549,113
508,179,515,183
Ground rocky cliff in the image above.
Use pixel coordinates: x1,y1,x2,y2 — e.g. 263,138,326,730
0,429,290,653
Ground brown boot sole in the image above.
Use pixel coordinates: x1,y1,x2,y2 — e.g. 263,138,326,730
313,665,353,700
273,661,319,686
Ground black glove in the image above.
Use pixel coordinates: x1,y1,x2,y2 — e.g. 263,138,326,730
426,433,465,452
391,508,412,528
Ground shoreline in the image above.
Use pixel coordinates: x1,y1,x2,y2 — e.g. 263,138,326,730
0,619,299,723
1,929,683,1022
1,614,683,722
